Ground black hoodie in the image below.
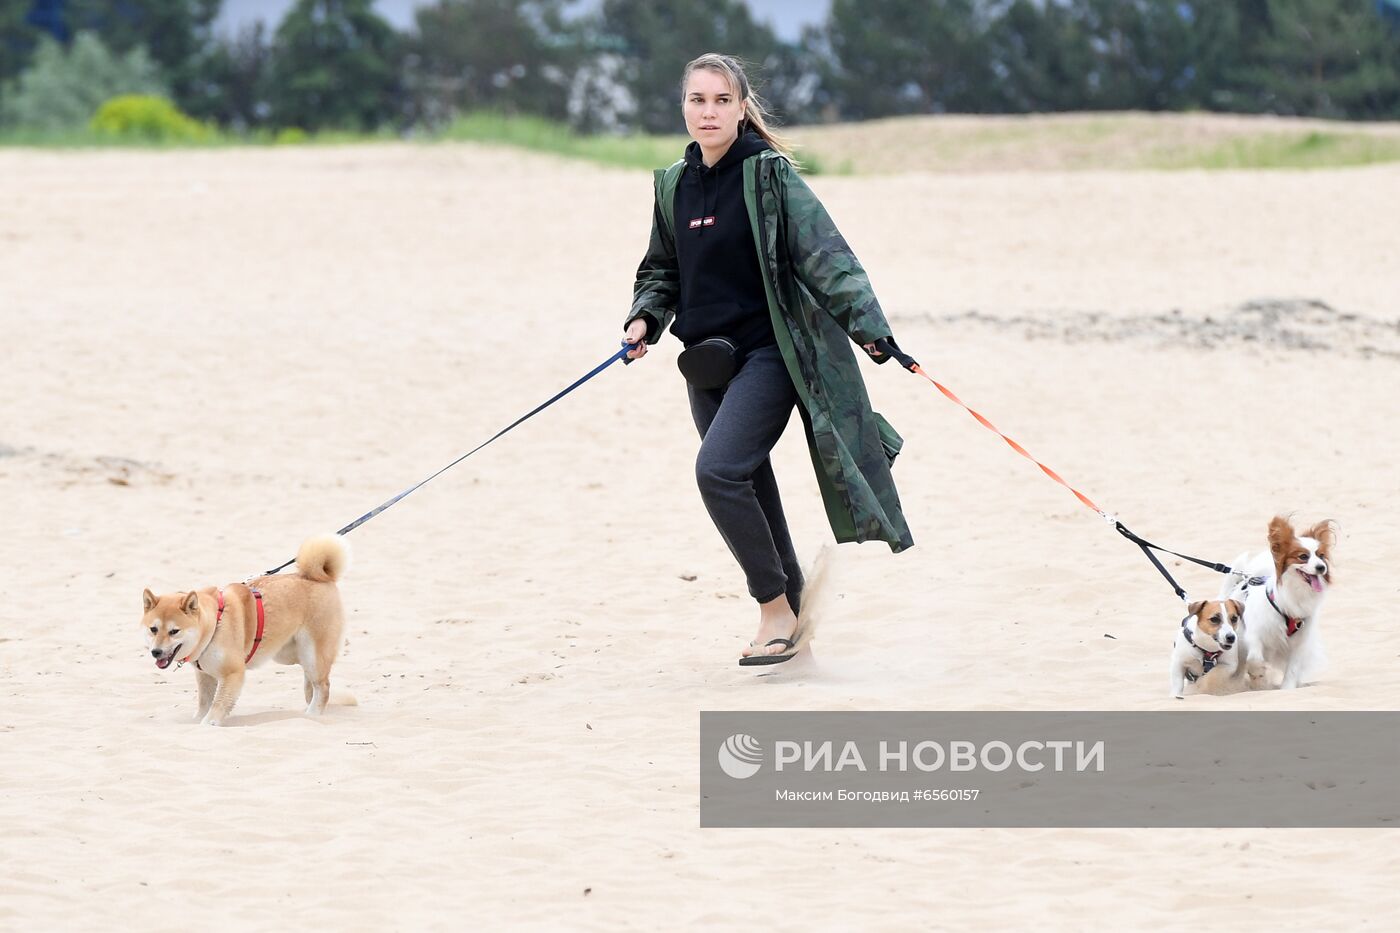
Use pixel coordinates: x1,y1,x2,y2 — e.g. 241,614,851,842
669,130,775,353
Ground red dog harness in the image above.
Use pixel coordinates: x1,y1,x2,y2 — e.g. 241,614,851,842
190,586,266,670
1265,588,1306,637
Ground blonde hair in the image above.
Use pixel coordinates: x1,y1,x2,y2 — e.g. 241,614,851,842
681,52,798,166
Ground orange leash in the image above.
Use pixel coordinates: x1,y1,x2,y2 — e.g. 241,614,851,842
909,363,1103,516
871,338,1238,602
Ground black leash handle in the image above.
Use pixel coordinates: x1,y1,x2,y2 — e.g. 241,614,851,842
869,336,919,371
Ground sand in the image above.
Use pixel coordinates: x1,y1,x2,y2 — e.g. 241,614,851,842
2,142,1398,930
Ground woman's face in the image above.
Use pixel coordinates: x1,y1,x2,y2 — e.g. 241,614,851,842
683,67,745,151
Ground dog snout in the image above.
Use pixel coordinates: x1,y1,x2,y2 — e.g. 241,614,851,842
1224,632,1236,644
150,648,163,658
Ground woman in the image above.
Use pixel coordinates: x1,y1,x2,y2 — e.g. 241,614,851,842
623,53,913,666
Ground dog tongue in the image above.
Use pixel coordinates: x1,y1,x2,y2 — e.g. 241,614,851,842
1310,575,1324,593
156,656,172,670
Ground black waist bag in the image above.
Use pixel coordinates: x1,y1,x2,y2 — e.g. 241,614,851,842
677,337,740,390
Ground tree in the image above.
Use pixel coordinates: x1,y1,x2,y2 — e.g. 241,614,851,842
266,0,401,131
592,0,785,133
404,0,576,125
1074,0,1243,111
986,0,1098,112
821,0,997,118
192,21,272,129
758,29,835,125
1229,0,1400,118
2,0,45,95
64,0,221,109
0,30,166,129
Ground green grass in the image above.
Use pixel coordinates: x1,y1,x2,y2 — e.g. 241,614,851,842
438,111,834,173
0,124,398,148
436,111,689,170
0,112,707,171
0,125,203,147
1152,130,1400,169
7,112,1400,173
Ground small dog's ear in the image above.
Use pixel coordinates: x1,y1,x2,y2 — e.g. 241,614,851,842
181,591,201,615
1227,599,1244,621
142,588,157,612
1307,519,1338,552
1267,516,1292,556
1187,600,1205,616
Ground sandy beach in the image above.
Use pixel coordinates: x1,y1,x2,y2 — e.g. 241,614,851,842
2,141,1398,929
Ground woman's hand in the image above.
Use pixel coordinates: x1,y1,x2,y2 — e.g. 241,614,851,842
624,318,649,360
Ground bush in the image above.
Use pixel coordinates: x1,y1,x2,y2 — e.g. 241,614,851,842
90,95,211,142
0,33,167,131
273,127,308,145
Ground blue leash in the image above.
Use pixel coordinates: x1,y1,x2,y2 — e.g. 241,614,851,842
261,342,637,576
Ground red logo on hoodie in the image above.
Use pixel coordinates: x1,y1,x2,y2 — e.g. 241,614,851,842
688,216,717,229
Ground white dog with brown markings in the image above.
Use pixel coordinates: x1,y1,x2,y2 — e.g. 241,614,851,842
140,535,350,725
1221,516,1336,690
1170,598,1244,699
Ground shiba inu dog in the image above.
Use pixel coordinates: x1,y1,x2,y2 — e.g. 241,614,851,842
140,535,349,725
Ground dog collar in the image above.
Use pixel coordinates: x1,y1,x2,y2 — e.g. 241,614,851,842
177,589,225,670
1265,588,1306,637
187,587,265,671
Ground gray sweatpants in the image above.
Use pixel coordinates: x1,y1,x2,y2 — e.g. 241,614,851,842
687,344,804,611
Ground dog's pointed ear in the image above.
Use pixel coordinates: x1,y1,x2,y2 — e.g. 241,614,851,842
142,588,157,612
181,591,201,615
1267,516,1292,556
1307,519,1337,551
1187,600,1205,616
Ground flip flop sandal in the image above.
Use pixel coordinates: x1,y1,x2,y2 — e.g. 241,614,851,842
739,637,799,667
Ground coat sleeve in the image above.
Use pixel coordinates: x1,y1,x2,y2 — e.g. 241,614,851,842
780,159,893,349
625,197,679,345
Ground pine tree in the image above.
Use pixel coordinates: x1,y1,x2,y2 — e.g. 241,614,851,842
987,0,1098,112
822,0,995,118
593,0,783,133
1,30,166,129
404,0,576,125
266,0,401,131
1231,0,1400,117
65,0,221,108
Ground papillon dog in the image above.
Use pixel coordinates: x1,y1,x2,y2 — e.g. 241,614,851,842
1170,599,1244,698
1221,516,1337,690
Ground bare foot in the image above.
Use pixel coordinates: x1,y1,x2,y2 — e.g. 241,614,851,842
741,594,799,658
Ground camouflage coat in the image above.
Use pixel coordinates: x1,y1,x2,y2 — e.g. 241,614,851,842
628,148,914,552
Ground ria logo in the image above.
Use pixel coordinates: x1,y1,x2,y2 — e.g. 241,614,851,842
718,733,763,779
